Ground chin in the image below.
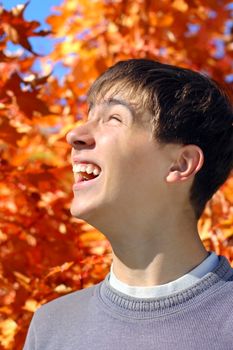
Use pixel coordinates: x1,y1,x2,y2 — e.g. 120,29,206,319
71,205,108,235
70,206,89,221
70,200,97,222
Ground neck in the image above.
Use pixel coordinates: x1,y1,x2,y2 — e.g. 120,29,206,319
107,211,208,287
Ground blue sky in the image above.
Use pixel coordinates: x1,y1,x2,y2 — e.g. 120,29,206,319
3,0,63,55
3,0,62,25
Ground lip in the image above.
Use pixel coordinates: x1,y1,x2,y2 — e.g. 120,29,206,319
72,156,102,169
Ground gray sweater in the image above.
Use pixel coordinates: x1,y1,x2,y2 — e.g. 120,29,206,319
23,255,233,350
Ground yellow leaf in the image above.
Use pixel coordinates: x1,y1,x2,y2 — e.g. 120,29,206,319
13,271,30,286
59,223,67,234
222,227,233,240
23,299,41,312
108,22,118,34
79,231,105,242
172,0,188,12
0,319,17,348
54,284,72,293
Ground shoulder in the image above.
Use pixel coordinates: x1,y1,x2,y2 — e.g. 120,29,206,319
203,256,233,315
23,282,103,349
33,281,100,327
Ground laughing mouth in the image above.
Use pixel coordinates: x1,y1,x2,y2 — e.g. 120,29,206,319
72,163,101,183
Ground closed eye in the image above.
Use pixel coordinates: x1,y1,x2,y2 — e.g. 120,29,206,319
109,115,121,122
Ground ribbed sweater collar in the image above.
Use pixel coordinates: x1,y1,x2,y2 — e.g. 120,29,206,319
108,252,219,298
97,256,233,319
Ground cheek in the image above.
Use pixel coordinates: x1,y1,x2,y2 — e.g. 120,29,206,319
125,138,155,166
99,130,161,178
118,146,153,185
125,142,166,186
98,131,121,149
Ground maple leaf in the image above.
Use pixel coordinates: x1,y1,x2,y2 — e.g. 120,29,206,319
0,117,24,147
0,2,51,54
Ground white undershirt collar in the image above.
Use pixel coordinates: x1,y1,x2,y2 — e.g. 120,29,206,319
109,252,219,298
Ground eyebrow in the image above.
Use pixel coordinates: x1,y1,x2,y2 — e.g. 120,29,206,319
88,97,136,119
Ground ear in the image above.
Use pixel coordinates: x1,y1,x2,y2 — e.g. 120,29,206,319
166,145,204,183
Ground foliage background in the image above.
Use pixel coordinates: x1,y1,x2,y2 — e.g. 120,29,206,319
0,0,233,349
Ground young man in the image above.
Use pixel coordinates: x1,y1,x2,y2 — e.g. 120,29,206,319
24,59,233,349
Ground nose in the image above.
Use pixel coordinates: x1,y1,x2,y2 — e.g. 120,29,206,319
66,121,96,149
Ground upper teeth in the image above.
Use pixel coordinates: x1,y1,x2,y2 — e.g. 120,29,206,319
72,163,101,176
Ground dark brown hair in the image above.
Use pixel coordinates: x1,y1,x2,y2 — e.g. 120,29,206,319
87,59,233,219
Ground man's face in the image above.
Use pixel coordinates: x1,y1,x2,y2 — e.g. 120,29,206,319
66,93,171,229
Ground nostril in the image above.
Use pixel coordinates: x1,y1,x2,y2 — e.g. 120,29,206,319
75,140,86,145
73,137,95,149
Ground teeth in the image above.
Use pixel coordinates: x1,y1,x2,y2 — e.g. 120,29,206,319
76,164,81,172
86,165,94,174
80,165,86,172
72,163,101,176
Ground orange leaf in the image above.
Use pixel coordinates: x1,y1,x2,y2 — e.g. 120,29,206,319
45,261,74,278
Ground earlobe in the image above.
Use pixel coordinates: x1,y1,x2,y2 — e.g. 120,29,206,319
165,145,204,184
166,170,181,183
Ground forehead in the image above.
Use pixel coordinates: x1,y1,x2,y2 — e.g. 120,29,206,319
88,96,136,116
88,81,142,111
87,90,152,125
